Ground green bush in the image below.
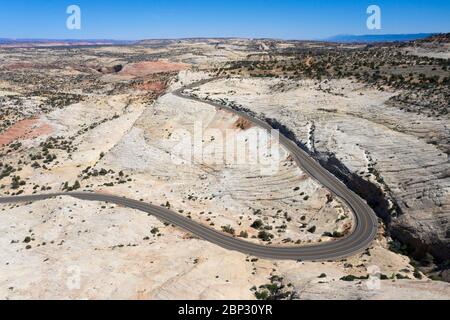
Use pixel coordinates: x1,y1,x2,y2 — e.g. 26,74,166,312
221,225,235,235
251,219,264,229
340,275,369,281
239,231,249,238
258,231,274,242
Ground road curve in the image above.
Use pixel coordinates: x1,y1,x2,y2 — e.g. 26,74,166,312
0,79,378,261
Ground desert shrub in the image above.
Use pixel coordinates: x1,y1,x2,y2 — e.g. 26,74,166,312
251,219,264,229
239,231,249,238
221,225,235,235
258,231,274,242
340,275,369,281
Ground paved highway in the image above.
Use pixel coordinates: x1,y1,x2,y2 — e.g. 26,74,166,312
0,79,378,261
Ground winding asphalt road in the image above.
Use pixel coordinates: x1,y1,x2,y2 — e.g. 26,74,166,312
0,79,378,261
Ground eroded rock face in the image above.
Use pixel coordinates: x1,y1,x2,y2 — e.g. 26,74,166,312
191,76,450,262
97,91,354,247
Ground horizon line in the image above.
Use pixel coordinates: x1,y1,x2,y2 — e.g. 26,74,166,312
0,32,448,43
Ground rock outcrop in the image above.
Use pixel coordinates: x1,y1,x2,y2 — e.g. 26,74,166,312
192,77,450,263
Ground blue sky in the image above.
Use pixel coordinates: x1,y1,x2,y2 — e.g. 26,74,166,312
0,0,449,40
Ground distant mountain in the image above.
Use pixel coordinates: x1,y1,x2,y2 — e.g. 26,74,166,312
323,33,436,43
0,38,136,47
414,33,450,43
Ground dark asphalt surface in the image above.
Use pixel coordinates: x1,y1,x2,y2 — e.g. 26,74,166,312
0,79,378,261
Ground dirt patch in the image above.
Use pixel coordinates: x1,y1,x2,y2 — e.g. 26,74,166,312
0,117,53,146
119,61,187,78
304,57,314,67
134,81,166,94
234,117,253,130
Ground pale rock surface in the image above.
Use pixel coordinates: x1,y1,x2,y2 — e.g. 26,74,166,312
192,77,450,260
